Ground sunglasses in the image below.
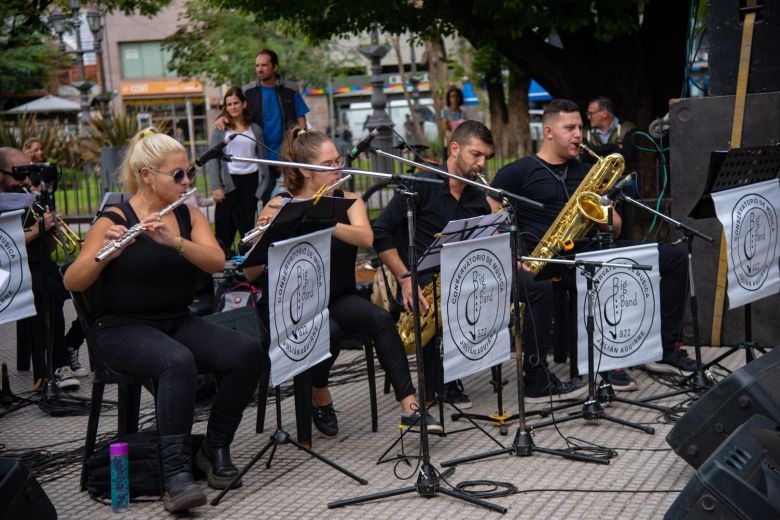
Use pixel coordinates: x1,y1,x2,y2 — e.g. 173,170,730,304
0,166,32,181
152,166,196,184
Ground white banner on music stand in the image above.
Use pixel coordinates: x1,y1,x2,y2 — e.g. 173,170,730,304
575,244,662,373
0,210,36,325
712,179,780,309
268,227,333,387
441,233,512,384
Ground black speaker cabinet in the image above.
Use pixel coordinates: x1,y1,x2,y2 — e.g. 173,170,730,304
709,0,780,95
0,457,57,520
668,92,780,347
667,347,780,468
665,414,780,519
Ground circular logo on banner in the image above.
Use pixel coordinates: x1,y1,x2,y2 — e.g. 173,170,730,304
0,228,23,313
730,193,778,292
586,256,655,359
273,241,327,361
446,248,508,360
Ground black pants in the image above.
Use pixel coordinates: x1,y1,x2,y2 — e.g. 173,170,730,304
95,313,265,436
516,268,554,375
23,259,68,379
310,293,416,402
215,172,258,257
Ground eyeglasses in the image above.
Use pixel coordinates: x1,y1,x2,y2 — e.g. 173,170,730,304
0,166,31,181
586,109,604,117
317,157,345,170
152,166,196,184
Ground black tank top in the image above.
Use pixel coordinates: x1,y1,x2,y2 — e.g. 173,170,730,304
95,201,197,319
274,190,356,303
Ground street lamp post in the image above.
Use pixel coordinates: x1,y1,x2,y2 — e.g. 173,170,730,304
49,0,95,132
358,26,394,174
86,9,110,120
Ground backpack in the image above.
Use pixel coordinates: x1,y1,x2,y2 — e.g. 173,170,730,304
214,276,261,313
85,430,205,500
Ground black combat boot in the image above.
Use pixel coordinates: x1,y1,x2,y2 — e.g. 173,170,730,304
159,434,207,512
195,410,243,489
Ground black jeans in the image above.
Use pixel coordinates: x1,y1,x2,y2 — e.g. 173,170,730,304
95,313,266,436
516,268,554,375
24,259,68,378
215,171,259,257
310,293,416,402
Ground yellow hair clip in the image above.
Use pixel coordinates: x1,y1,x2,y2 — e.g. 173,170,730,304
142,129,155,137
296,129,306,137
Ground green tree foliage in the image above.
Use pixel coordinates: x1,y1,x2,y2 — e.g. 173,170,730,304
164,0,351,88
0,1,172,97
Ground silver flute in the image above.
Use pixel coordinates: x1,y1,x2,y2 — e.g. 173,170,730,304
240,175,352,246
95,187,197,262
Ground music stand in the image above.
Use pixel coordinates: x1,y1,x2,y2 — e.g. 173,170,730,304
527,256,656,435
328,178,506,514
212,195,367,506
441,201,610,469
377,213,511,465
690,145,780,372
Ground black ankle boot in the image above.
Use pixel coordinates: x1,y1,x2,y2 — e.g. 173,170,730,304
158,434,207,512
195,410,242,489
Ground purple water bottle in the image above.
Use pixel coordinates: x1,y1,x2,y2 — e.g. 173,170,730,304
109,442,129,513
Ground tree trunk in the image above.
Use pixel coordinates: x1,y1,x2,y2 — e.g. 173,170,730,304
484,64,508,161
425,32,448,147
507,64,532,160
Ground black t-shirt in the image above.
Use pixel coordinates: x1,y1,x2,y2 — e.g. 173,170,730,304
490,156,589,252
95,201,197,320
373,171,490,279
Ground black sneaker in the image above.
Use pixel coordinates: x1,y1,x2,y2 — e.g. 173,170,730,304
601,369,638,392
67,347,89,378
312,402,338,437
645,345,697,375
444,380,472,409
525,372,587,404
400,411,443,434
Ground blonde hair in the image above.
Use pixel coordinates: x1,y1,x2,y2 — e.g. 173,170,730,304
120,127,186,193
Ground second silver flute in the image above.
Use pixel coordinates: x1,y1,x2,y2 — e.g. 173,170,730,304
240,175,352,246
95,187,197,262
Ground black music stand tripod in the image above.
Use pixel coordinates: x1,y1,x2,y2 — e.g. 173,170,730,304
529,256,656,435
688,146,780,374
329,178,506,514
441,200,610,468
213,197,367,506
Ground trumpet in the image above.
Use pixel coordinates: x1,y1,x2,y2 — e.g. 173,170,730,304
25,188,82,260
95,187,197,262
240,175,353,246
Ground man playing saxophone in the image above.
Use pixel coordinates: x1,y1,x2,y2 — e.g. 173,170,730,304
372,120,494,409
488,99,695,398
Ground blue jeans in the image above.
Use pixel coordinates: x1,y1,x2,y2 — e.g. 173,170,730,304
94,313,265,436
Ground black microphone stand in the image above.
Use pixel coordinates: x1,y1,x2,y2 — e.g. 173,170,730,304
613,191,716,401
528,256,656,435
327,177,506,514
441,199,610,468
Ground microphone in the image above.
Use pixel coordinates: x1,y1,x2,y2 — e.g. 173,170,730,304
599,172,636,205
194,133,238,167
347,128,379,161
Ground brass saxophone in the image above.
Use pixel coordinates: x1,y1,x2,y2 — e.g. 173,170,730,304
525,145,625,272
395,173,491,354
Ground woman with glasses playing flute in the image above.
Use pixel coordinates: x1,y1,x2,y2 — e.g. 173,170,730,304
63,128,266,513
244,127,441,441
